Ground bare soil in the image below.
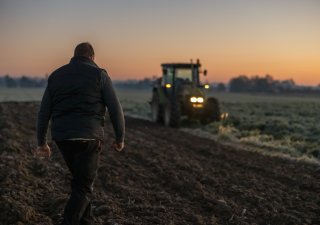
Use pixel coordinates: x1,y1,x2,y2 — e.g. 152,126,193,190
0,102,319,225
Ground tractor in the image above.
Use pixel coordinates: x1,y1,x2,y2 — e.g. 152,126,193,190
151,59,220,127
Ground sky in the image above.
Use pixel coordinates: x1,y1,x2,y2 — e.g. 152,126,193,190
0,0,319,85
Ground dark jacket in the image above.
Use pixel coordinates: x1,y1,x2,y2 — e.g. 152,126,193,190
37,56,125,146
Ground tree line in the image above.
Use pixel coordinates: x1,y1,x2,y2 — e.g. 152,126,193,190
0,75,47,88
1,74,319,94
227,74,320,94
0,75,158,89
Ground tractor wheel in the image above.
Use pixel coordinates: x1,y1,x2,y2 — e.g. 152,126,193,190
201,97,221,124
151,92,163,123
164,99,181,127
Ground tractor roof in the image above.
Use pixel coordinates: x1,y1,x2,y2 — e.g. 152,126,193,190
161,63,201,69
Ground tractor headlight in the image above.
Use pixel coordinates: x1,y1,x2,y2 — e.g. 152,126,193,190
190,97,197,103
197,97,204,103
190,96,204,103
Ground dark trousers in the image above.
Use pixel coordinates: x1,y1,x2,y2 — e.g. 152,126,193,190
56,140,101,225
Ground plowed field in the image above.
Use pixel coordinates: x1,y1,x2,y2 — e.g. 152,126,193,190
0,102,319,225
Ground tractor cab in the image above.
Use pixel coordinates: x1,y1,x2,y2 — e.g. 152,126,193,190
160,59,206,90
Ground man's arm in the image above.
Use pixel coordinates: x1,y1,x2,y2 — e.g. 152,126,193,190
37,87,52,146
101,70,125,145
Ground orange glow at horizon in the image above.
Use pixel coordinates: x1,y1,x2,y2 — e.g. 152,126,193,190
1,53,319,86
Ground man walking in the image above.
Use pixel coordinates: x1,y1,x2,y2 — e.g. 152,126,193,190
35,42,125,225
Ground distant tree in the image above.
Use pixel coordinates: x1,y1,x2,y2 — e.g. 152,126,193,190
4,75,17,88
229,75,251,92
20,76,35,87
216,82,226,92
280,79,295,91
251,74,275,92
0,76,4,87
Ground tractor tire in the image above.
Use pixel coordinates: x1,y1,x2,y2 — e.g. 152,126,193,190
201,97,221,124
164,98,181,128
151,92,163,123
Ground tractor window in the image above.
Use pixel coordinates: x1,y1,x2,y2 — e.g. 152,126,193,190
163,68,174,85
176,69,193,83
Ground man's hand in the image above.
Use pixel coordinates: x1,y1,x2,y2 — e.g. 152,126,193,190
34,144,51,158
111,141,124,152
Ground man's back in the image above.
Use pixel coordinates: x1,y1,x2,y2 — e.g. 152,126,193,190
48,56,106,141
37,56,125,146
